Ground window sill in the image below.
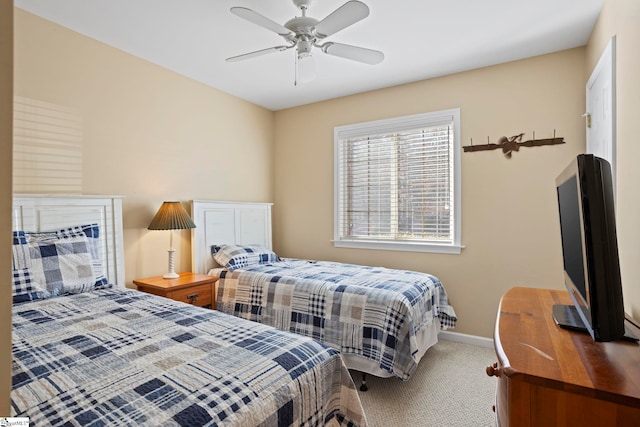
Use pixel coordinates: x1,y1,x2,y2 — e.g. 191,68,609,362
332,239,464,254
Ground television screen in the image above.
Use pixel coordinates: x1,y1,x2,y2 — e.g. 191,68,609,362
554,154,634,342
557,175,587,300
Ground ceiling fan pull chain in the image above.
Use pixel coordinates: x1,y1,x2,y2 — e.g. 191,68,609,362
294,52,299,86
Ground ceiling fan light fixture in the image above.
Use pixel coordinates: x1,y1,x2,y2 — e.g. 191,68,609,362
297,53,316,83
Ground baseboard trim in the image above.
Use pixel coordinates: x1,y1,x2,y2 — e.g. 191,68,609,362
439,331,494,348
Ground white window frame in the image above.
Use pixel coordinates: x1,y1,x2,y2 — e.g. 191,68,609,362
333,109,462,254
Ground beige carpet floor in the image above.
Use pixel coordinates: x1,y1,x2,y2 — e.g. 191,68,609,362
355,339,497,427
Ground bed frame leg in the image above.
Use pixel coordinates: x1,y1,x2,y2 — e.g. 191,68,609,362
359,372,368,392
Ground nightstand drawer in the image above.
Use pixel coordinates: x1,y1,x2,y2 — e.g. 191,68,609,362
166,283,212,308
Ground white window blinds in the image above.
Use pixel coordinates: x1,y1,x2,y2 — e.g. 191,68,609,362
334,109,461,253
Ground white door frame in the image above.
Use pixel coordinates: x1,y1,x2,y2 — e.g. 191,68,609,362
586,36,616,189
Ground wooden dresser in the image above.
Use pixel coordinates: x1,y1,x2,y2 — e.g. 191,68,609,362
488,287,640,426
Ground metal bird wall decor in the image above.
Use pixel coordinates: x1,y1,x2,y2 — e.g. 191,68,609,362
463,131,565,158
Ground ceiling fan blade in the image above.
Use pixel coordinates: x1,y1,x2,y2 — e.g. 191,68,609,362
226,46,290,62
230,7,292,36
321,42,384,65
314,1,370,38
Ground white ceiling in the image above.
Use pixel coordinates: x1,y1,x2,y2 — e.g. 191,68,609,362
15,0,603,111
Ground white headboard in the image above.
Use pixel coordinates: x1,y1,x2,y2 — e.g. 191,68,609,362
191,200,272,274
12,194,126,287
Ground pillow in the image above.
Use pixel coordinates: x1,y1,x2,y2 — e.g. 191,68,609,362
24,223,109,288
11,231,50,303
211,244,279,270
27,234,97,296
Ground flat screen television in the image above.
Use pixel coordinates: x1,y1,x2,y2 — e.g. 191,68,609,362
554,154,636,342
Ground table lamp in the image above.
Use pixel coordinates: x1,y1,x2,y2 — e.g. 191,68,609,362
148,201,196,279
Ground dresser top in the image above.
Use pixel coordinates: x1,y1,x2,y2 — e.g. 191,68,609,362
495,287,640,406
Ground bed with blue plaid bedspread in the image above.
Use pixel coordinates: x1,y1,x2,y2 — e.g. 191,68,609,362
11,289,367,426
216,259,457,380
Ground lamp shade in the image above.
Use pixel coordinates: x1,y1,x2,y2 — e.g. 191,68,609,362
148,202,196,231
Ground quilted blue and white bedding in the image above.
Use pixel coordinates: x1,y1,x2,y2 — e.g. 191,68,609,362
11,289,367,426
216,259,457,380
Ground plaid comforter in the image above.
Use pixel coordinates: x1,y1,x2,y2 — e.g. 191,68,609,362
12,289,367,426
217,260,457,380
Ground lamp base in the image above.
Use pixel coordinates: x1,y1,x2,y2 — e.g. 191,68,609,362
163,249,179,279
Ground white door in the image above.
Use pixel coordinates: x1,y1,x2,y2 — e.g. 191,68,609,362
586,37,616,187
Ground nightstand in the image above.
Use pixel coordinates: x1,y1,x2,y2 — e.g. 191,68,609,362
133,272,216,309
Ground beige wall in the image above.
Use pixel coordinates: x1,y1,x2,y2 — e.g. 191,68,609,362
587,0,640,320
14,9,275,285
274,49,587,338
0,0,13,414
9,2,639,347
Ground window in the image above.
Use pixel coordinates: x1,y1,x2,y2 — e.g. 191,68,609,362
334,109,462,254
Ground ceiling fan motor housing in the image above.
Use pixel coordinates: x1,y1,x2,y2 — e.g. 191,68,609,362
285,16,319,37
285,15,319,56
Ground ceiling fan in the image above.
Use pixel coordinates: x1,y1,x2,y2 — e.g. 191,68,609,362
226,0,384,84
